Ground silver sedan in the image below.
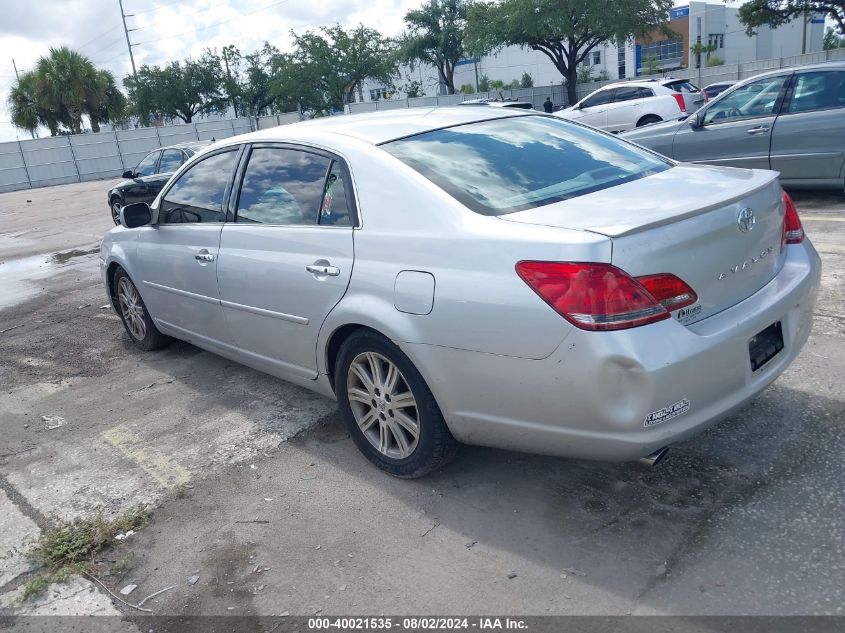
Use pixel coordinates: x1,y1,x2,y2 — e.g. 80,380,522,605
101,107,821,477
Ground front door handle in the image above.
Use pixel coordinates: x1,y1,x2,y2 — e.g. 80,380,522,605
306,264,340,276
746,126,770,135
194,249,215,262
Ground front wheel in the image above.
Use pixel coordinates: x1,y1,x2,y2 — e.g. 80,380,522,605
114,269,170,351
335,330,457,478
111,198,123,225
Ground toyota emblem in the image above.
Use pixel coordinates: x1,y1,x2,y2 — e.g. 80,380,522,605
737,207,755,233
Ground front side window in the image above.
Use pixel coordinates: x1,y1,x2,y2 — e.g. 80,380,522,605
159,150,238,224
786,71,845,113
383,115,670,216
158,149,184,174
135,151,160,177
581,89,613,108
236,148,331,225
703,75,789,125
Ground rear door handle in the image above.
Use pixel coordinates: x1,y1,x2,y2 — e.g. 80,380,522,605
306,264,340,276
194,249,215,262
746,126,770,135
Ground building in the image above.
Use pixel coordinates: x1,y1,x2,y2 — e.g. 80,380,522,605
360,0,826,104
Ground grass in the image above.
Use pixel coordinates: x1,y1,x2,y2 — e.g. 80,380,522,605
20,505,150,601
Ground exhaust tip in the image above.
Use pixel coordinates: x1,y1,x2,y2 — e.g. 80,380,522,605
638,446,669,467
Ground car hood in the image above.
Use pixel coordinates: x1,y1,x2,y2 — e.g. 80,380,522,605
112,178,136,190
620,118,686,142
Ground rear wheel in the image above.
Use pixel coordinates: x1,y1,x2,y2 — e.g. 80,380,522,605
114,269,170,351
637,114,662,127
335,330,457,478
110,197,123,225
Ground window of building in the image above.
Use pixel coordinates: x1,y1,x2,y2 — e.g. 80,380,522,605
708,34,724,49
640,39,683,70
618,46,626,79
592,50,601,66
369,87,393,101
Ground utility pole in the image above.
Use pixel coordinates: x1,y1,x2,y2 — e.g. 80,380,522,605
118,0,138,80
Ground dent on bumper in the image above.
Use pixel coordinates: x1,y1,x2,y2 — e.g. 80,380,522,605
405,242,821,462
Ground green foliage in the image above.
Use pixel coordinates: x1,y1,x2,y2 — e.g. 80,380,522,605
824,26,845,49
20,506,150,602
240,42,285,115
124,51,227,124
477,73,491,92
7,47,125,136
466,0,674,103
706,55,725,67
641,55,661,75
576,65,596,83
738,1,845,36
488,79,505,90
460,83,476,93
520,71,534,88
401,78,425,98
398,0,471,94
288,24,396,114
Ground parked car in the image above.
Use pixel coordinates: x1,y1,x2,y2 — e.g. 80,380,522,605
101,107,820,477
554,78,703,133
703,80,738,101
108,141,211,224
621,62,845,189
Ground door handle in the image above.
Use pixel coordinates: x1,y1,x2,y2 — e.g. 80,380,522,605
306,264,340,276
194,250,215,262
746,126,770,135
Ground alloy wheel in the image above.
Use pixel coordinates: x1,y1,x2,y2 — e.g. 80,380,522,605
346,351,420,459
117,276,146,341
111,201,122,225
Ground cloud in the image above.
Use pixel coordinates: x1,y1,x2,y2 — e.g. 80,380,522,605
0,0,419,140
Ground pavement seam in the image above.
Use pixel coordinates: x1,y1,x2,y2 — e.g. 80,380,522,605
0,474,52,597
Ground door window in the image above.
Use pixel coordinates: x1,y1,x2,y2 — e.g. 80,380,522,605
636,87,655,98
158,149,185,173
612,86,641,103
159,150,238,224
236,148,332,225
786,71,845,113
135,151,160,177
703,76,788,125
580,89,613,108
320,161,352,226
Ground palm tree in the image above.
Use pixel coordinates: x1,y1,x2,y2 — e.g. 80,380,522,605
7,47,127,136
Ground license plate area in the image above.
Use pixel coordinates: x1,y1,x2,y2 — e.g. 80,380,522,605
749,321,784,372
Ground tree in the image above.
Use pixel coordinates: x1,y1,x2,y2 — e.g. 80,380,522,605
477,73,491,91
466,0,674,103
220,45,243,117
824,26,845,48
8,47,125,136
737,1,845,36
460,83,475,93
239,42,284,115
290,24,396,113
520,71,534,88
398,0,471,95
641,55,661,75
706,55,725,67
124,51,226,124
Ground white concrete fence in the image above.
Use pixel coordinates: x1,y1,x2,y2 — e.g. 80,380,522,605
0,117,255,193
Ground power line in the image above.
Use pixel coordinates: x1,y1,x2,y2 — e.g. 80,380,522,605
128,0,211,16
133,0,292,46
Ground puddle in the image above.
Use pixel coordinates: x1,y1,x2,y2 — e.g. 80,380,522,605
0,247,99,310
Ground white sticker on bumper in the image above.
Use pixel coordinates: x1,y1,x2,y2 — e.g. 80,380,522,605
644,398,691,428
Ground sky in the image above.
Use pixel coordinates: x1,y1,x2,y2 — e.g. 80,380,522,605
0,0,422,141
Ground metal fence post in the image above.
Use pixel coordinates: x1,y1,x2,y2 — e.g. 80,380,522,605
66,135,82,183
154,125,162,148
195,123,201,141
231,119,236,136
114,130,126,171
17,139,33,189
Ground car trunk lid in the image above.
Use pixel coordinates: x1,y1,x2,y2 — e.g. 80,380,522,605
499,164,786,325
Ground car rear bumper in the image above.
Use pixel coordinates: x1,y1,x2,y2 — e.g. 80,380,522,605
404,240,821,462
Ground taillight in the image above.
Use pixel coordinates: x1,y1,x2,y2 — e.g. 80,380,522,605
634,273,698,311
671,93,686,112
515,261,671,331
782,191,804,244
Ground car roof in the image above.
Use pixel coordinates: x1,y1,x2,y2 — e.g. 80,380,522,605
211,107,535,147
166,141,212,151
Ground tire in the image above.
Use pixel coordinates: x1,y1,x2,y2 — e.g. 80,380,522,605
110,197,123,225
637,114,663,127
113,268,170,351
335,330,458,478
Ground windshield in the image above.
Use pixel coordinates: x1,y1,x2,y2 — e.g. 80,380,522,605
382,115,671,216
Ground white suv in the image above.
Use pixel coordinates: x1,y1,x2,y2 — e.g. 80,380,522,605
555,79,703,133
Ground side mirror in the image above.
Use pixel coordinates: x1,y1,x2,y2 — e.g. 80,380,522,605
122,169,135,179
688,113,702,128
120,202,152,229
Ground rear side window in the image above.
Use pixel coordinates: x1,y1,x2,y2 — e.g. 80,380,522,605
787,71,845,113
320,161,352,226
383,116,670,216
236,147,331,225
612,86,641,102
637,87,655,98
159,150,238,224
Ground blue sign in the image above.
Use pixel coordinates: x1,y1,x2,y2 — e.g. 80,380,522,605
456,57,478,67
671,6,689,20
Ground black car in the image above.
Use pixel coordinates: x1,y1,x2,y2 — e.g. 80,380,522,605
108,141,210,224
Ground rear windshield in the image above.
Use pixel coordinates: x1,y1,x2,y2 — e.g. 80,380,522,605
382,115,671,216
665,80,700,93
